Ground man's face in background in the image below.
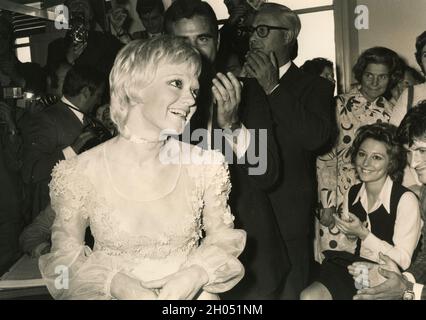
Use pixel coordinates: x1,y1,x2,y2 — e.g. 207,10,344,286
139,6,164,35
68,0,93,28
168,14,218,64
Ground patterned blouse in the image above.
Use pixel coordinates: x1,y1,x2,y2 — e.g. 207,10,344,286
317,87,394,214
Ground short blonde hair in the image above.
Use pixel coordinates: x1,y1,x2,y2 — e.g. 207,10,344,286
109,35,202,133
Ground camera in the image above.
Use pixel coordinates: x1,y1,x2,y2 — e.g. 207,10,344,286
69,12,89,45
1,87,40,109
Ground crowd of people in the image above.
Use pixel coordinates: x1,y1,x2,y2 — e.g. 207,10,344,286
1,0,426,300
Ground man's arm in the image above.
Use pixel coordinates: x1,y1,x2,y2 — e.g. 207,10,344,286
233,78,280,190
212,75,280,190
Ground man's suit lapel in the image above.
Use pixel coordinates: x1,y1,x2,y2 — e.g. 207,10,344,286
53,101,84,146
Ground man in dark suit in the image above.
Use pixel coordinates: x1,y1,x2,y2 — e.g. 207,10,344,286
21,65,105,222
164,0,289,300
243,3,335,299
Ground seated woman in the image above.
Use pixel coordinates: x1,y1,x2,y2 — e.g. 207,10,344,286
304,123,422,300
316,47,404,260
39,36,246,300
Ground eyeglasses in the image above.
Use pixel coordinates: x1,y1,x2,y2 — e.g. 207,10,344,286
239,25,289,38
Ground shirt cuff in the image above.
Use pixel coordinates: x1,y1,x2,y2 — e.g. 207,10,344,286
223,124,251,159
403,272,416,283
62,146,77,160
413,283,424,300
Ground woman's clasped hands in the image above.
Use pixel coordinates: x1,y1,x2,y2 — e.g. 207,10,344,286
334,212,370,241
111,265,209,300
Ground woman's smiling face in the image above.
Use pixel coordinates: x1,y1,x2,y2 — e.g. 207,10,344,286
355,138,390,184
136,63,199,138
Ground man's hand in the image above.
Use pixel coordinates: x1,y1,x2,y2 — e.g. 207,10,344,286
243,50,279,94
353,268,410,300
212,72,242,130
141,265,209,300
349,253,409,300
110,7,128,33
228,4,250,26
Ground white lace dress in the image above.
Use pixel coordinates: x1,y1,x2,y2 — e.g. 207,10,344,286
38,138,246,300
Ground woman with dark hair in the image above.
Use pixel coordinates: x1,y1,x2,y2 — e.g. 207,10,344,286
304,123,422,300
301,57,335,84
316,47,404,260
391,31,426,126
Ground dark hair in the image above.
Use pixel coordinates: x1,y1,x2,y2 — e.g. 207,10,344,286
353,47,404,94
136,0,165,17
62,65,105,97
350,123,406,183
301,58,333,76
164,0,218,37
415,31,426,73
405,65,425,84
397,100,426,147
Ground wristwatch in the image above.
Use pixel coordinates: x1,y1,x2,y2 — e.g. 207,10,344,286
402,282,415,300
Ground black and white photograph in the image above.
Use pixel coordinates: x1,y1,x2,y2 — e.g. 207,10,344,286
0,0,425,304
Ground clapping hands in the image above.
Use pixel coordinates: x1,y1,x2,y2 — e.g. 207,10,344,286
212,72,242,129
242,50,279,94
110,7,128,32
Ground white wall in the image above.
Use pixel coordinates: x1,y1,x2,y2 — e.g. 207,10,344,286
357,0,426,70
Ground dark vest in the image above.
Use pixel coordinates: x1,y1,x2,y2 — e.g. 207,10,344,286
348,181,413,256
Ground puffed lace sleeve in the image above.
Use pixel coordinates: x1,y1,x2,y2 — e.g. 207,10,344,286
183,151,246,293
38,158,121,300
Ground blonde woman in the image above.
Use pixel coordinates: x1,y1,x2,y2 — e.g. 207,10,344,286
39,36,246,300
